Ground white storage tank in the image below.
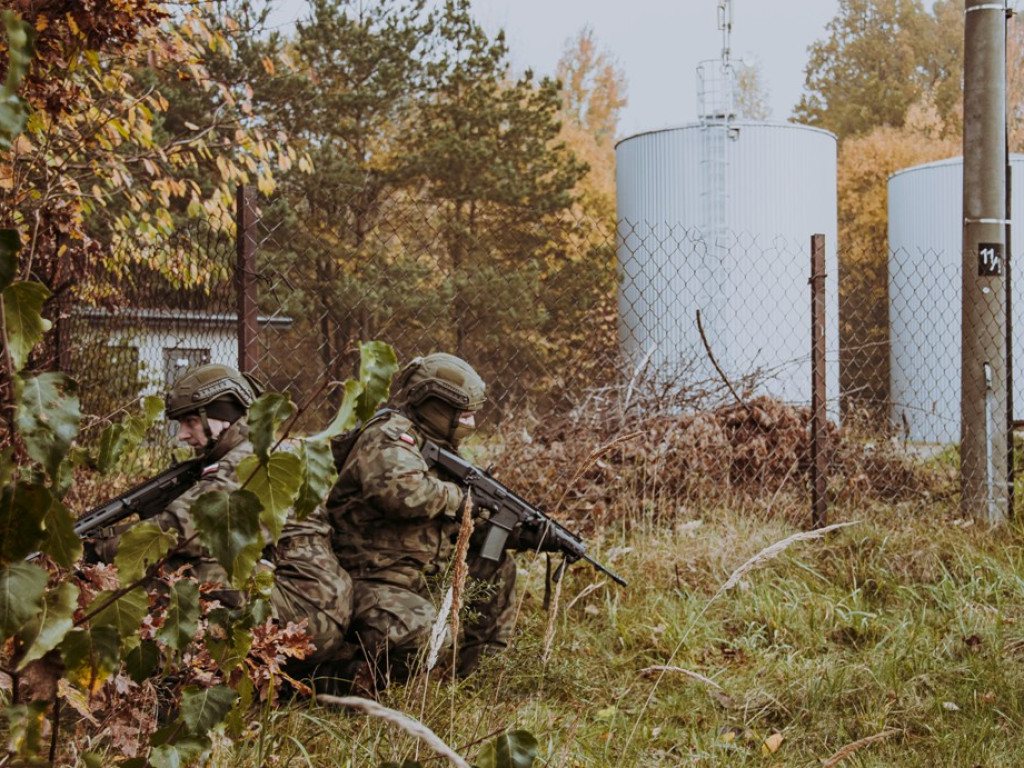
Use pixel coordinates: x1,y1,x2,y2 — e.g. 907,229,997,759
615,121,839,407
888,154,1024,444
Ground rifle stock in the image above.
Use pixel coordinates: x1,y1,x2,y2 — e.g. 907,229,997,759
420,440,627,587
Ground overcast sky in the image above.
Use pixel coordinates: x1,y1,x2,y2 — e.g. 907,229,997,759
268,0,842,139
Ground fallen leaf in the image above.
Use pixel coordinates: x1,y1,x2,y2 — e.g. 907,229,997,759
762,731,783,755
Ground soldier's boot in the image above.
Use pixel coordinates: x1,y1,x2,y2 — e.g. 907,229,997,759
455,641,505,678
347,659,377,699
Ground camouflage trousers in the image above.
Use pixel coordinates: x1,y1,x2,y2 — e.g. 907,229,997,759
269,533,354,666
349,551,517,681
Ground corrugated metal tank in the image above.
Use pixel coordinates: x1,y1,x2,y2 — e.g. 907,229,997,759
615,121,839,406
888,154,1024,444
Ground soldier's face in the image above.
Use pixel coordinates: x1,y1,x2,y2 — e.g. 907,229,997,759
176,414,229,449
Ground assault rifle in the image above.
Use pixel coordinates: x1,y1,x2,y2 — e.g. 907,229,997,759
72,458,216,538
420,440,627,587
28,457,213,562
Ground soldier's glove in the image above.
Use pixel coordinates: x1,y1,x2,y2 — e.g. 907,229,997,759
83,531,121,564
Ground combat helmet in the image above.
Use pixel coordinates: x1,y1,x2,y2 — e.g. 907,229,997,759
394,353,486,445
165,363,262,423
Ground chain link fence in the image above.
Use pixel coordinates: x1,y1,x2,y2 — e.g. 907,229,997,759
58,183,1015,520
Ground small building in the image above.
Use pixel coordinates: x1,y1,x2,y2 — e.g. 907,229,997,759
70,308,292,414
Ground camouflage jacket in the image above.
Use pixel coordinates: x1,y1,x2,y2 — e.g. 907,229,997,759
152,419,334,607
326,410,466,590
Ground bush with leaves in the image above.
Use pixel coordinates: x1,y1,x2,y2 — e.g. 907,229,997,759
2,291,397,766
2,43,399,752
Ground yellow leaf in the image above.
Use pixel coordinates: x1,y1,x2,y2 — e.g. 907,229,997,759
718,726,741,743
761,732,783,755
594,706,616,721
57,679,98,725
12,134,34,155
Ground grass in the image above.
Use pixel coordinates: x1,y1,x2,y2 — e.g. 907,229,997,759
204,493,1024,767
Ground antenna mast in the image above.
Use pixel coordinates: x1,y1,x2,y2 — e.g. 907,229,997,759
718,0,732,65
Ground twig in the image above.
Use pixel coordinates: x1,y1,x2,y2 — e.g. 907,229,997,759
565,581,605,612
639,665,722,690
695,309,752,414
540,570,564,665
552,431,644,514
271,375,337,453
48,696,61,765
312,695,471,768
623,344,656,413
821,729,902,767
716,521,857,595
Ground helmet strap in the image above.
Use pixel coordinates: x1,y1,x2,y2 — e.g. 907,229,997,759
197,408,217,453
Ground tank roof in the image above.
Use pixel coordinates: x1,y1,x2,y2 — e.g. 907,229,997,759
615,120,837,150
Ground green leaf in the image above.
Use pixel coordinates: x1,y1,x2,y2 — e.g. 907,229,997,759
97,396,164,472
2,281,51,372
476,731,538,768
17,581,77,669
124,640,161,684
149,736,211,768
0,11,33,150
15,372,80,482
4,702,48,759
192,489,264,588
0,482,49,562
180,684,236,735
247,392,295,463
89,587,150,645
0,229,18,292
307,379,363,442
140,394,166,422
114,521,177,584
223,673,254,737
355,340,398,422
0,446,12,487
237,452,302,543
293,440,337,519
96,423,127,474
0,561,47,643
40,491,80,567
156,579,200,651
60,626,120,693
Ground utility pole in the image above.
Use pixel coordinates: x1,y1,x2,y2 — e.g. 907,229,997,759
961,0,1009,522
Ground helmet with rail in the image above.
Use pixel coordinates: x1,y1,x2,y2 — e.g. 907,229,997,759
393,353,486,446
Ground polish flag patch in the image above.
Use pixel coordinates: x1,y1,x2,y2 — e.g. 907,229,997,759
399,433,416,445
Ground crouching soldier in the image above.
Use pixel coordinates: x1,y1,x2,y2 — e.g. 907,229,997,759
92,364,354,671
326,353,518,692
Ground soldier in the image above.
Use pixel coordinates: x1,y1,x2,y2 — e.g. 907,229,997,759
95,364,354,671
326,353,517,691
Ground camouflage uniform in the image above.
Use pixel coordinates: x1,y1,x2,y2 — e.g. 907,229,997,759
140,419,354,666
327,409,516,680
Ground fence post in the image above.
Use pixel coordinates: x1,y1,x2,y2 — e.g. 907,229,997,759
236,184,258,374
810,233,828,529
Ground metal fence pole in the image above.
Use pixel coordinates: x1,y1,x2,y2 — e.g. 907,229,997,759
810,233,828,529
961,0,1009,522
236,184,259,374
